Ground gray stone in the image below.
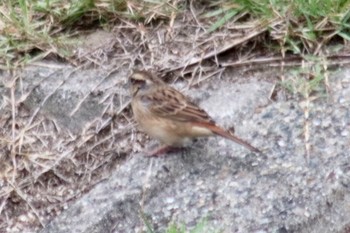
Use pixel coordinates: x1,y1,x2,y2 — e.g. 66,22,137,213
37,67,350,233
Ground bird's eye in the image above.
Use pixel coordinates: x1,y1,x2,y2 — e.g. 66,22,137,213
130,78,145,85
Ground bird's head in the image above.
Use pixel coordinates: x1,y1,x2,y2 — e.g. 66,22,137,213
129,70,164,96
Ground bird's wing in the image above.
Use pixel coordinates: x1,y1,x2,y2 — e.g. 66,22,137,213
141,86,215,124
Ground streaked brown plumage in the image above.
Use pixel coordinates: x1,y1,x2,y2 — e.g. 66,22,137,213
129,70,260,155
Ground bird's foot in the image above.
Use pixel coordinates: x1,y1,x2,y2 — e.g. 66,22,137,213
145,145,183,157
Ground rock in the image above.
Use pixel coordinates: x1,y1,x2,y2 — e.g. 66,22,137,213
39,67,350,232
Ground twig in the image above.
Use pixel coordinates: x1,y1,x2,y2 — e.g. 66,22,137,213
9,74,19,182
322,55,331,99
166,17,284,72
301,60,311,164
191,68,225,86
190,0,206,33
34,148,75,180
117,99,131,115
220,54,350,68
26,67,79,127
69,67,121,117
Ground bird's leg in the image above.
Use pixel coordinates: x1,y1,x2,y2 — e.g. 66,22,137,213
146,145,183,157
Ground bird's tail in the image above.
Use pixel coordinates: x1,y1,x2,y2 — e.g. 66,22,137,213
193,122,261,153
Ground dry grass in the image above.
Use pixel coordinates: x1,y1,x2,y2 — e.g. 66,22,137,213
0,0,349,69
0,0,350,232
0,67,135,231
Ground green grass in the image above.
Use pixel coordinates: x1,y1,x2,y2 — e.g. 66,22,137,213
202,0,348,98
141,212,220,233
0,0,180,69
280,55,328,98
1,0,349,69
165,220,211,233
205,0,350,54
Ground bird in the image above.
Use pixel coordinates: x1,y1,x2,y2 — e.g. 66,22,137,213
129,70,260,156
